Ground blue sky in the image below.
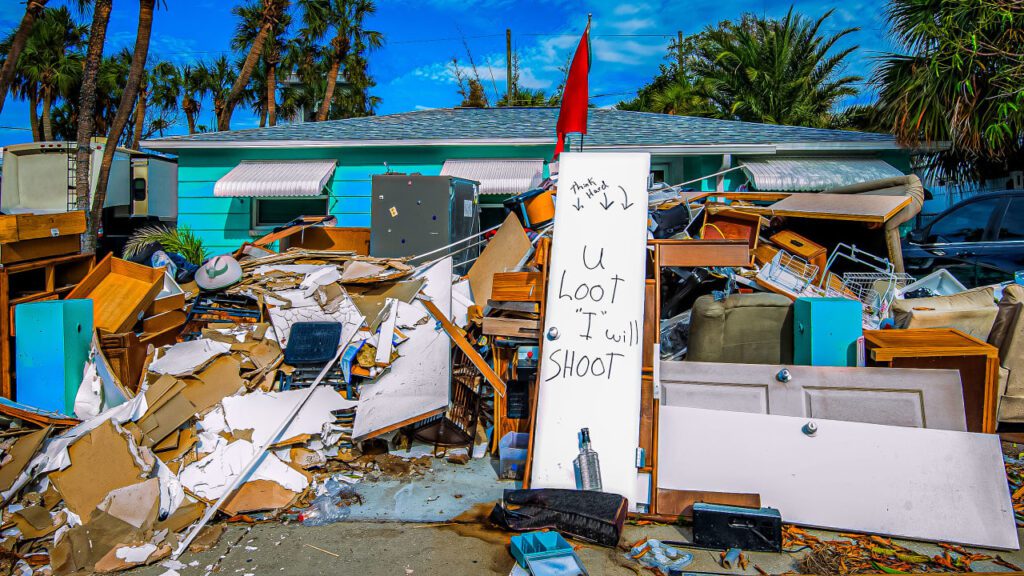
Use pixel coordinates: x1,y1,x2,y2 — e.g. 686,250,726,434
0,0,898,148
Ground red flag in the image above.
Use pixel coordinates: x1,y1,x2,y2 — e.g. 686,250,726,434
554,21,591,158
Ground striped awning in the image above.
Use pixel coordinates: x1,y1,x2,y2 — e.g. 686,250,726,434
440,158,544,195
739,157,904,192
214,159,336,197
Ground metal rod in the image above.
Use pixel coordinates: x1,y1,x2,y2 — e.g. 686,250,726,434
406,222,503,263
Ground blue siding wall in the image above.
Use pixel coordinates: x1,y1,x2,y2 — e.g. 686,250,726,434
174,145,553,255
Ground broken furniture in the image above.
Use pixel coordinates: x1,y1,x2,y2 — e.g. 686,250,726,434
490,488,628,548
692,503,782,553
989,285,1024,423
864,328,1000,433
98,331,149,393
770,230,826,282
66,254,165,333
793,297,862,367
0,252,95,399
0,211,86,265
687,293,794,364
891,285,998,339
250,216,371,255
14,300,93,415
510,531,589,575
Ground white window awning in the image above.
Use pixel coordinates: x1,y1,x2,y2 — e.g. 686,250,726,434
440,158,544,196
738,157,905,192
214,159,337,198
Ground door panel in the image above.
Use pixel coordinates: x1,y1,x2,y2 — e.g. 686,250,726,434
660,361,967,431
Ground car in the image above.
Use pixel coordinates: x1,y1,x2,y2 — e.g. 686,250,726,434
903,189,1024,288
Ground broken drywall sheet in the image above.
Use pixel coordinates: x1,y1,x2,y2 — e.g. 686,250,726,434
452,280,473,327
267,289,363,347
222,387,357,448
341,261,386,282
95,478,161,530
353,258,452,441
178,440,307,500
149,339,231,377
395,301,429,329
374,299,398,366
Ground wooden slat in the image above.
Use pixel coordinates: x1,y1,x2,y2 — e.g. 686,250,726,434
490,272,543,302
420,297,506,397
650,239,751,268
655,489,761,518
481,317,539,338
731,193,911,224
0,235,80,265
13,211,86,241
67,255,166,333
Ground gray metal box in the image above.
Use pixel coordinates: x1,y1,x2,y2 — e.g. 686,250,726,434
370,174,480,273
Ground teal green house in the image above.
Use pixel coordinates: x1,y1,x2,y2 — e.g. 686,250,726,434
143,108,911,255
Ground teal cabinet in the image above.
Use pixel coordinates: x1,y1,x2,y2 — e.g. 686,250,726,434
15,299,93,415
793,297,862,367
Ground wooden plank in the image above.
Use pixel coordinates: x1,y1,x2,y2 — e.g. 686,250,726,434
529,152,648,509
658,405,1018,549
655,489,761,519
0,215,18,244
0,235,79,265
732,193,911,224
650,239,751,268
521,237,551,491
280,226,371,254
481,317,539,338
13,211,86,241
490,271,543,302
421,297,506,396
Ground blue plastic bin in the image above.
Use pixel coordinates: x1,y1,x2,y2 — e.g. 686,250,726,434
498,432,529,480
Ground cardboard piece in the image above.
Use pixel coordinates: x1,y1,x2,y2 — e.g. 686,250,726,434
52,509,141,575
94,478,161,530
11,505,57,539
349,279,426,331
0,427,49,496
49,420,147,518
136,376,198,448
341,261,386,282
467,213,531,306
149,339,231,377
220,479,300,516
182,355,245,414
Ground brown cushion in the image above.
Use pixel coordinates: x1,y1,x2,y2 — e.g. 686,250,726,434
893,286,996,328
688,293,794,364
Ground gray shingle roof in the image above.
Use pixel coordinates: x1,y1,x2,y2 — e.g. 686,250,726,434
144,107,898,149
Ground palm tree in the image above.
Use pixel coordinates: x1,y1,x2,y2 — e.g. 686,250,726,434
219,0,288,130
15,7,87,140
85,0,156,253
198,55,238,130
692,9,861,128
177,63,204,134
0,0,48,113
300,0,382,121
75,0,113,215
280,34,327,122
872,0,1023,183
147,60,180,135
233,0,291,127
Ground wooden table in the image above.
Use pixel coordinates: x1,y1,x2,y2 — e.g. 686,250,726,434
864,328,1000,433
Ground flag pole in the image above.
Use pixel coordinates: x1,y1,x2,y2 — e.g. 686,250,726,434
580,13,591,154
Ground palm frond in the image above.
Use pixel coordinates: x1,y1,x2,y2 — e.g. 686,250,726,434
123,224,207,265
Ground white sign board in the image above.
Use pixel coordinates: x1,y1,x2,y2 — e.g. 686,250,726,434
658,406,1018,550
530,152,650,508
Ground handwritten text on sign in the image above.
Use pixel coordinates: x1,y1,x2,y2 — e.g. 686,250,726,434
530,152,650,507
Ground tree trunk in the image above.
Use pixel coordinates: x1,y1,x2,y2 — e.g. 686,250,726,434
186,109,197,134
75,0,113,233
85,0,154,253
267,62,277,126
28,87,40,141
41,89,53,141
259,109,266,127
0,0,47,114
218,19,272,131
131,88,147,149
316,51,341,122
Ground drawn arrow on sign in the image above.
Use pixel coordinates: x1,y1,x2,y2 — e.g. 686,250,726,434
573,198,584,211
619,186,634,210
599,192,614,210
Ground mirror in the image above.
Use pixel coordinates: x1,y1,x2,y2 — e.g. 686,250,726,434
907,229,927,244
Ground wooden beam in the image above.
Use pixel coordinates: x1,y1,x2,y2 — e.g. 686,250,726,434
420,297,507,397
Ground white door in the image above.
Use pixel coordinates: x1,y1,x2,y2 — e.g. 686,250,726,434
658,406,1017,549
530,152,650,509
659,361,967,431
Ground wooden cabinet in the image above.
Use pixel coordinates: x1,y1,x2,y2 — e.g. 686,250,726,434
0,252,95,399
864,328,1000,433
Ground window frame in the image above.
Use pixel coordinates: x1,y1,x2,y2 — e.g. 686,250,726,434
250,195,330,231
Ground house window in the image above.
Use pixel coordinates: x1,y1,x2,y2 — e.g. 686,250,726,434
253,197,328,228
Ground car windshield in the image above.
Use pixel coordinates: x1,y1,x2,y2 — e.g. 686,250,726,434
929,197,1001,243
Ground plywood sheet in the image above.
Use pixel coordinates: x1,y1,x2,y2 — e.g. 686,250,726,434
530,153,650,509
660,361,967,431
657,406,1017,549
746,193,910,223
467,213,531,306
